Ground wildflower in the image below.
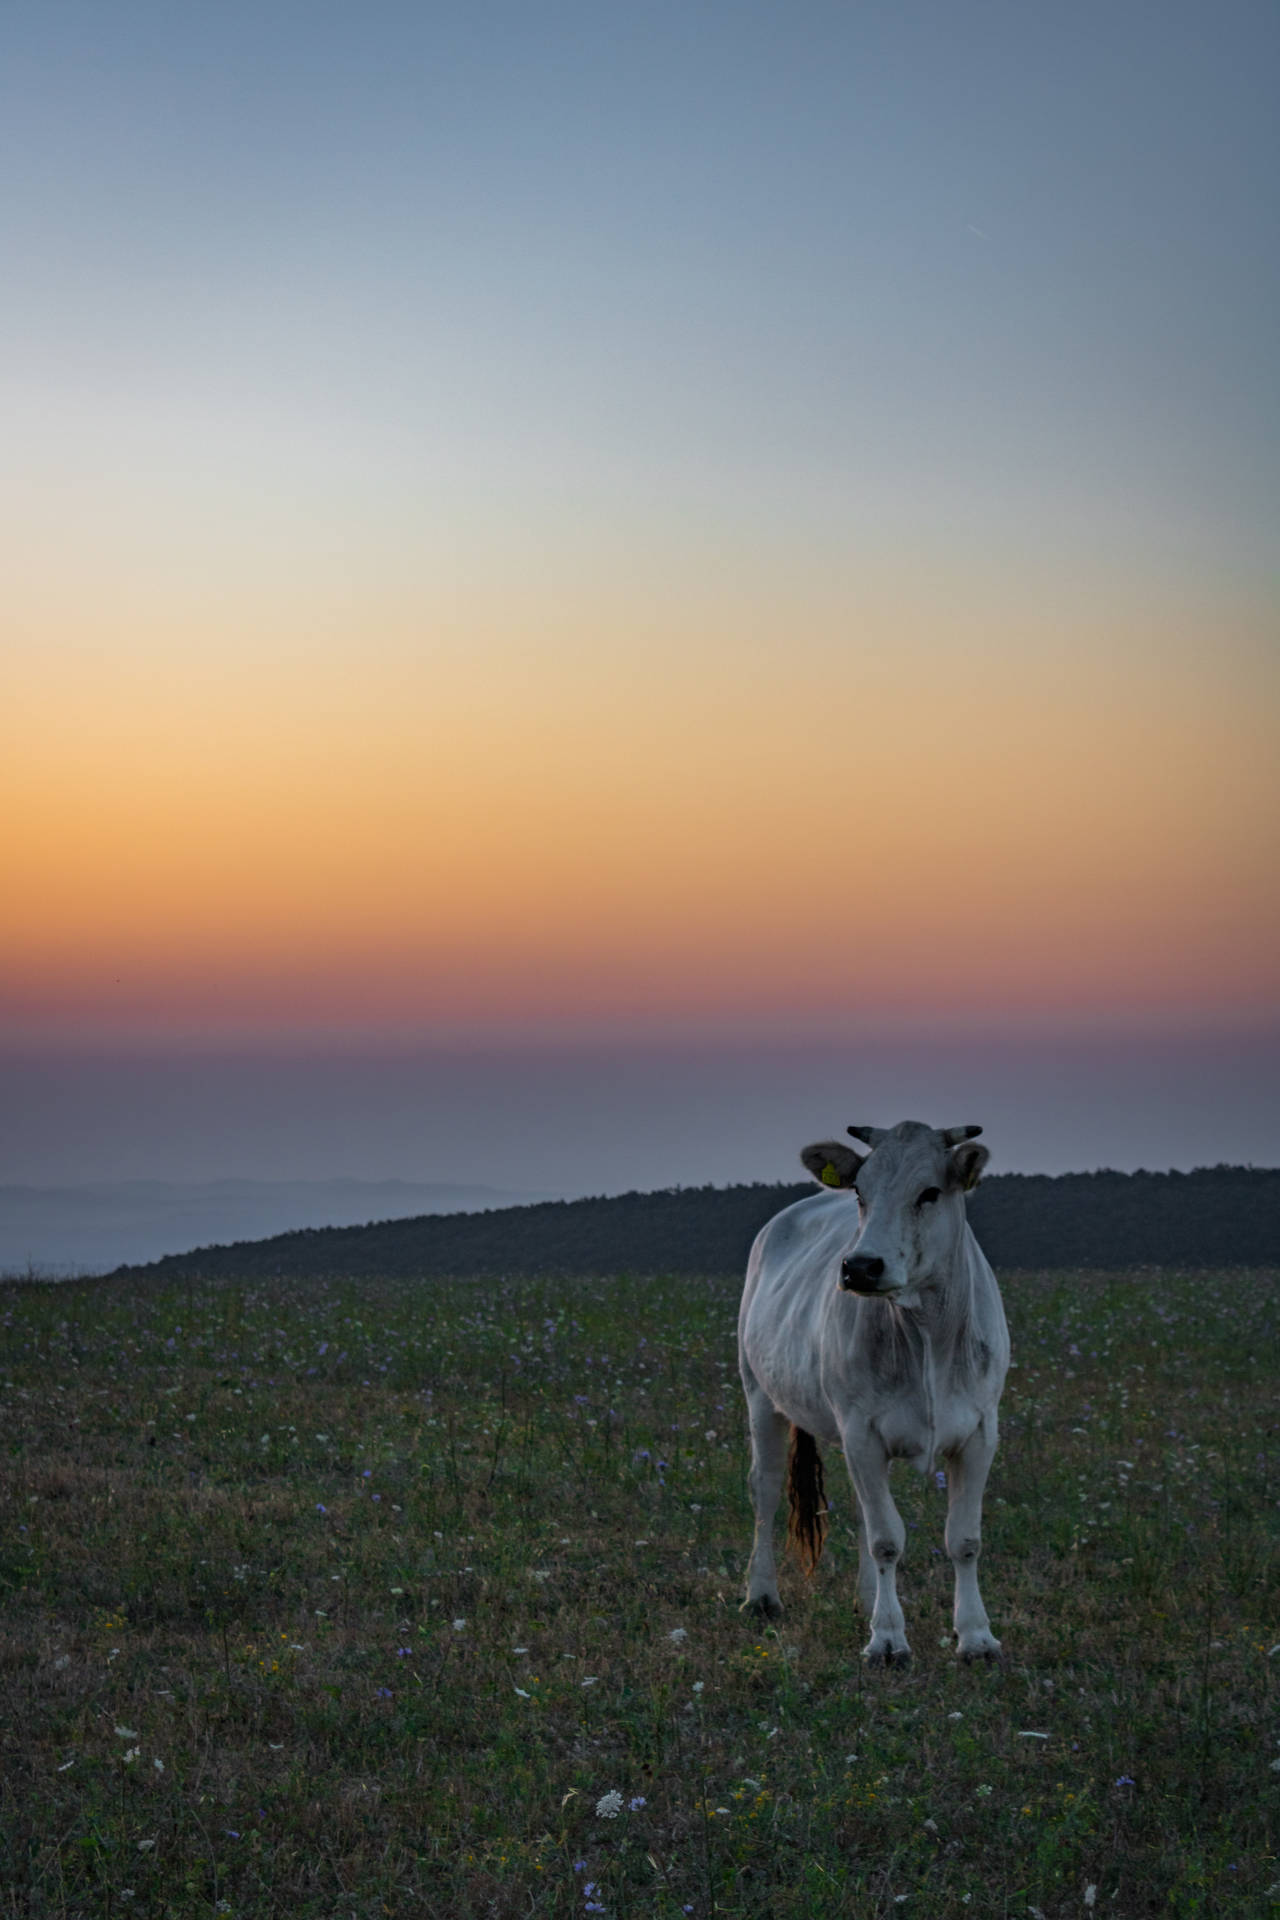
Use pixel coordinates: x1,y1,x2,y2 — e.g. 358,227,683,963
315,1503,326,1514
153,1757,164,1772
573,1859,587,1872
975,1784,992,1796
1115,1775,1135,1787
692,1680,704,1693
452,1619,466,1631
115,1726,139,1740
668,1627,687,1642
1084,1889,1097,1909
122,1747,140,1765
595,1789,624,1817
136,1839,155,1851
629,1795,646,1810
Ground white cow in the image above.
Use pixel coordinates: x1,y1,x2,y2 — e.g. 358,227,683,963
738,1120,1009,1665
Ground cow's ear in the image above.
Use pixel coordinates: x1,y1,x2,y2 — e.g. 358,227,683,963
800,1141,865,1189
947,1140,990,1193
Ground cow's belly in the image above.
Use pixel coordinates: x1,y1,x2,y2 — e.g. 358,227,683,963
743,1341,842,1444
872,1388,986,1471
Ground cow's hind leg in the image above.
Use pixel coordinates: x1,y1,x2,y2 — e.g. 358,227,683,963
740,1376,790,1620
843,1429,911,1666
944,1418,1002,1662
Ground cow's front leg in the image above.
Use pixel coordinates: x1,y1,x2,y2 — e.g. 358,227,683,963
944,1417,1002,1662
740,1378,790,1619
842,1429,910,1665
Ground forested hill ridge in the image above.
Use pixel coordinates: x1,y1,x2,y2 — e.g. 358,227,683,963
108,1165,1279,1281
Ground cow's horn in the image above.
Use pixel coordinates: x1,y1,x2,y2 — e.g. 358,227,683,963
941,1125,984,1146
846,1125,886,1146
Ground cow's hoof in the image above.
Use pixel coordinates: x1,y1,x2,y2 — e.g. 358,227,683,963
864,1641,911,1669
741,1594,783,1621
959,1642,1004,1668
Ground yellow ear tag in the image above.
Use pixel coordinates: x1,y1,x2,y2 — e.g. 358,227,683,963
964,1167,981,1191
821,1163,841,1187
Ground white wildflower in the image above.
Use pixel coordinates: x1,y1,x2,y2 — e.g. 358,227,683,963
452,1618,466,1631
596,1789,624,1818
122,1747,140,1765
1083,1888,1097,1909
668,1627,688,1642
153,1757,164,1772
115,1726,139,1740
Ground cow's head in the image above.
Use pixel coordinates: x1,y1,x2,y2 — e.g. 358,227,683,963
799,1119,990,1299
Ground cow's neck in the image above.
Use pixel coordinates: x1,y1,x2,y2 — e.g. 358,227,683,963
897,1221,977,1363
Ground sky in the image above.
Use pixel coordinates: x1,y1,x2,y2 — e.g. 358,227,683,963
3,1,1277,1196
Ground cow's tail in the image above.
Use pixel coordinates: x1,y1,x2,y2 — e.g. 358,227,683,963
786,1426,828,1576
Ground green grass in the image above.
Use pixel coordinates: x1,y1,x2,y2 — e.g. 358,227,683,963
1,1264,1277,1918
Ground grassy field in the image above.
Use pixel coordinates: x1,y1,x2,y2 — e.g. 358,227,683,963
1,1263,1276,1918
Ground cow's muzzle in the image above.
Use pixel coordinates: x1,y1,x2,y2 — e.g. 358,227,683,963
840,1253,887,1294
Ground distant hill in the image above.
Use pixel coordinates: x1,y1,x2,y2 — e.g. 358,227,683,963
103,1165,1280,1282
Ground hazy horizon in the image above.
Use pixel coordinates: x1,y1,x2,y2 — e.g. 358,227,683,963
5,1025,1276,1191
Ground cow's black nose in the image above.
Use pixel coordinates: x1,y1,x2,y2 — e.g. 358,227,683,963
841,1254,885,1291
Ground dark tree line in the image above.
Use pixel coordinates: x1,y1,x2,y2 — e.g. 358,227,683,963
111,1165,1279,1282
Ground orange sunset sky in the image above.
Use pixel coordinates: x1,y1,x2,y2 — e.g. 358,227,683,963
2,2,1277,1188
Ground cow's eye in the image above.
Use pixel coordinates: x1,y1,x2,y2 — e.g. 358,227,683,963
916,1186,941,1208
